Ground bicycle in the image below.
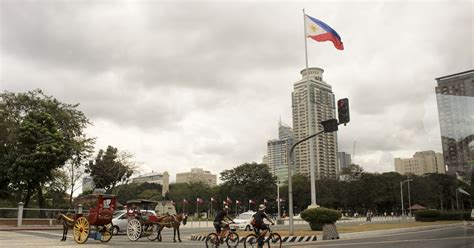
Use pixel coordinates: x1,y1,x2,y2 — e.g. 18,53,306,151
205,221,240,248
243,223,282,248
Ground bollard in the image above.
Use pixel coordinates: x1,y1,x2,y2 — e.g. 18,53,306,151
17,202,24,227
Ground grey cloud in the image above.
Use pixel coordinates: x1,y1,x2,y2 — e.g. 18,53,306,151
1,1,472,176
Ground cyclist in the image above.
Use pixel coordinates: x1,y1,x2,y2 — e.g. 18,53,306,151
252,204,275,247
213,205,233,239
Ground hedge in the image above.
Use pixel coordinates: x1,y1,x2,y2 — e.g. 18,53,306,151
414,210,471,222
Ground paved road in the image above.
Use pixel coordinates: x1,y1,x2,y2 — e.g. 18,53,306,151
294,224,474,248
1,224,472,248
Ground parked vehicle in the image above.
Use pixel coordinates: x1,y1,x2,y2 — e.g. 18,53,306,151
230,211,256,231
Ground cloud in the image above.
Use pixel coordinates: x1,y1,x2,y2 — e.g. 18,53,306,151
1,1,472,183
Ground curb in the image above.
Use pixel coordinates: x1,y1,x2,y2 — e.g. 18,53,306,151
190,234,318,243
0,226,63,231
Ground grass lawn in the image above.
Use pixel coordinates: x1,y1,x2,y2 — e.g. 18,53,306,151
195,221,463,237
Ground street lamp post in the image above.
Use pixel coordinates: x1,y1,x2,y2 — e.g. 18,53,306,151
287,130,324,235
277,181,281,220
400,178,413,217
407,177,412,217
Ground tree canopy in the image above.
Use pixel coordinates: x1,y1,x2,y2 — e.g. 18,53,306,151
86,145,135,193
0,89,91,207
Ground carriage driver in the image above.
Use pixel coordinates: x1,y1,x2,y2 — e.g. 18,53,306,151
213,205,233,237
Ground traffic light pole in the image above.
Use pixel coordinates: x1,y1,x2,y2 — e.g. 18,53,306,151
287,130,324,236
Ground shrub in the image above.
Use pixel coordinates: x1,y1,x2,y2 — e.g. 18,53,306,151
438,212,471,221
300,207,342,230
415,210,471,221
414,210,440,222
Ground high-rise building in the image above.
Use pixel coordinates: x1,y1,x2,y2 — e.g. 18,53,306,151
337,152,352,171
435,70,474,176
132,171,170,196
394,151,445,175
266,121,294,184
292,67,338,179
176,168,217,186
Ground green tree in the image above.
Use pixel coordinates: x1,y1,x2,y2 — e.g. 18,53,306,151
0,89,91,207
168,182,212,214
220,162,277,212
340,163,365,180
9,111,69,207
86,146,135,193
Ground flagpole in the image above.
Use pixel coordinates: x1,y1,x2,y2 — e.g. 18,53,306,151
303,9,317,208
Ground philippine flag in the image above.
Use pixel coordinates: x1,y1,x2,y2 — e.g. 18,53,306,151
305,15,344,50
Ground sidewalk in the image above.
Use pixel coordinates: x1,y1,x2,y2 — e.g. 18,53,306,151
0,225,63,231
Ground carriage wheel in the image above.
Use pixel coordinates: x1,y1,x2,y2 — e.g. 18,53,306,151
127,218,142,241
73,217,90,244
146,223,160,241
99,224,113,243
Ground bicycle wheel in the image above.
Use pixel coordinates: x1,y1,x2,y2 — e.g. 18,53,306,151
267,233,282,248
226,232,240,248
243,233,258,248
205,233,220,248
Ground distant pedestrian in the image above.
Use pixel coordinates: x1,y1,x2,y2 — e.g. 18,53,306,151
384,212,387,218
366,210,372,222
391,212,394,218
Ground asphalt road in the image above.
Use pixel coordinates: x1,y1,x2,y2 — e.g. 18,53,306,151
295,225,474,248
0,224,472,248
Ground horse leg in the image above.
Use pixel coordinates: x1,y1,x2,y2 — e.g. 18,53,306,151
61,224,67,241
177,227,182,242
173,227,176,242
157,226,162,242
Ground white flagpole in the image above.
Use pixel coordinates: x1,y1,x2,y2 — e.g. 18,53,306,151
303,9,310,79
303,9,317,207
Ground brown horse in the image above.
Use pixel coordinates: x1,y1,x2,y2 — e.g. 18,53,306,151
56,213,75,241
157,213,188,242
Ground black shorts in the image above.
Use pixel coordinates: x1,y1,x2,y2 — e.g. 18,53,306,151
254,223,269,233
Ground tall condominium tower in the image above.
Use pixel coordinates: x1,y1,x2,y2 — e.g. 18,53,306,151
292,67,338,179
435,70,474,176
267,121,294,184
337,152,352,172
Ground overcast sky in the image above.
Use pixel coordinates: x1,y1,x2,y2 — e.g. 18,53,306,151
1,0,473,184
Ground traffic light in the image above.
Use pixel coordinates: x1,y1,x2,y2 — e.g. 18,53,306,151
321,119,338,133
337,98,350,125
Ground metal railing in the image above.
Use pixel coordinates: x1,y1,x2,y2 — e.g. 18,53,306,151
0,202,88,227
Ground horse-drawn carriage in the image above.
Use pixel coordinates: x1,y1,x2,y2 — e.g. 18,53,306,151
125,199,188,242
125,199,161,241
59,193,117,244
